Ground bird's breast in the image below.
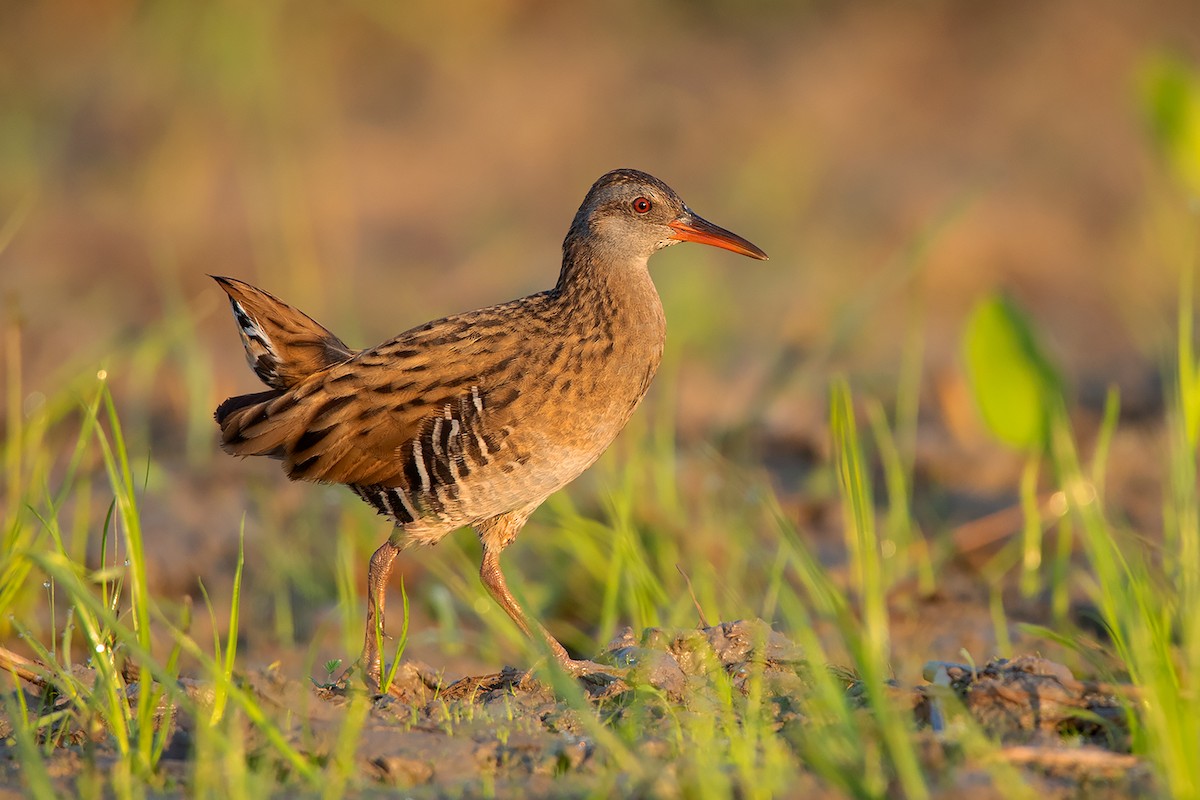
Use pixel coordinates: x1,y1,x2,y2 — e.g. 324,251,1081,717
505,281,666,486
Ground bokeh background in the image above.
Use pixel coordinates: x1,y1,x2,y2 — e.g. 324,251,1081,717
4,0,1200,678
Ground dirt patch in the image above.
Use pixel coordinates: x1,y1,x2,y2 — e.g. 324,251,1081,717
0,620,1152,796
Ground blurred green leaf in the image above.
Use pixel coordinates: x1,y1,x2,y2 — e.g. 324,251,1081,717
962,294,1063,452
1139,54,1200,196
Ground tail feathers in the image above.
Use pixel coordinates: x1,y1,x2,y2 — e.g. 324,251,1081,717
214,389,294,459
214,389,283,427
212,276,356,390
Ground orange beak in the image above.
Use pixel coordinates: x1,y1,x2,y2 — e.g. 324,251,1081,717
668,212,768,260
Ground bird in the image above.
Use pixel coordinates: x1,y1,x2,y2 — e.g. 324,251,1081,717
212,168,768,688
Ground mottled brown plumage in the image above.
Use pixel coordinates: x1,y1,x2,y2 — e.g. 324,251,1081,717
214,168,767,686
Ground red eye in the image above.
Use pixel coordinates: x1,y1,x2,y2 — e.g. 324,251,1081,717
632,197,652,214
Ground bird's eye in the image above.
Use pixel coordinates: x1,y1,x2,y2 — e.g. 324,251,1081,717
632,197,652,214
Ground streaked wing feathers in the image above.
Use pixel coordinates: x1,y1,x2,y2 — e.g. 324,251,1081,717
217,331,513,490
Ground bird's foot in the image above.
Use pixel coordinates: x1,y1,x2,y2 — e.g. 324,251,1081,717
557,657,628,679
510,656,629,698
563,659,628,697
322,658,381,694
322,647,401,696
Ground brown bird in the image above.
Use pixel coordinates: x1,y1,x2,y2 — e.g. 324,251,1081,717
213,168,767,686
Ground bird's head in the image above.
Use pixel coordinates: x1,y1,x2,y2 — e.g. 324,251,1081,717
565,168,768,264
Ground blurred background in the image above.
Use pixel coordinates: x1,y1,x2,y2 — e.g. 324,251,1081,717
3,0,1200,678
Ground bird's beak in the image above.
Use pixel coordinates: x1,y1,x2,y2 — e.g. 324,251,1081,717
668,212,769,260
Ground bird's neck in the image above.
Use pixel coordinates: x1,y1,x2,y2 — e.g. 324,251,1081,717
551,239,665,351
548,236,666,421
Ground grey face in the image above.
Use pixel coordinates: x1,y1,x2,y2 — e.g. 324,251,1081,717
569,168,769,263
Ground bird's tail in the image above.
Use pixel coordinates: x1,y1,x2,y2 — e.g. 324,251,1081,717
212,276,356,392
212,276,357,454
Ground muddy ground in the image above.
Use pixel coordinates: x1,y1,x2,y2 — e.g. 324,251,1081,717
0,621,1152,797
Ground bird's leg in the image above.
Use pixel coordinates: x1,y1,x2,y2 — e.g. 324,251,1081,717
479,541,572,664
360,538,401,687
477,510,617,677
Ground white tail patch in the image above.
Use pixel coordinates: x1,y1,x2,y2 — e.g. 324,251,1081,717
231,299,276,356
230,298,281,384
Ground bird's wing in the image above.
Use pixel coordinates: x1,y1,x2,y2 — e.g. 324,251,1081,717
216,299,540,489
